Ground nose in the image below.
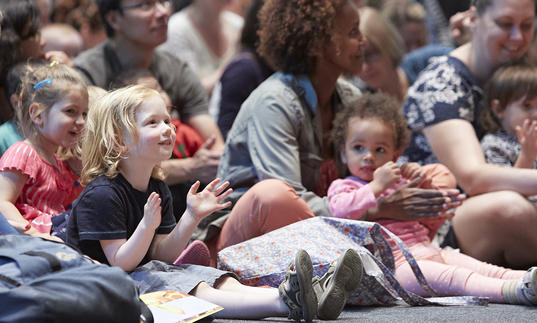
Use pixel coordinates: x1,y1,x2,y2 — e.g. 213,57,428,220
363,150,374,161
161,122,173,135
510,25,523,41
76,113,85,126
155,2,170,18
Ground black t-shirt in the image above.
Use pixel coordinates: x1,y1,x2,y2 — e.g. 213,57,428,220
67,174,176,266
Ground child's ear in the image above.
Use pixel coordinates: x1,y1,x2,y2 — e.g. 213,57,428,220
490,99,504,119
9,94,19,111
339,148,347,164
29,102,45,127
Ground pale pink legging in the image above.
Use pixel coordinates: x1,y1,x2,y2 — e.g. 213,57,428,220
395,244,525,303
391,164,526,303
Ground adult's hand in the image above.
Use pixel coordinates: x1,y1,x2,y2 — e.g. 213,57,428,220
449,9,472,46
190,136,222,183
366,176,465,221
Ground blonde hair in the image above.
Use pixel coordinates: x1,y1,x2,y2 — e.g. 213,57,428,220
360,6,405,67
382,0,425,27
81,85,165,185
17,62,87,146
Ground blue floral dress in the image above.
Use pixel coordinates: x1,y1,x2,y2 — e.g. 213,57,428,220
401,56,483,165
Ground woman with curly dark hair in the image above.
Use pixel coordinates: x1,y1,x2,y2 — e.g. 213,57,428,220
203,0,461,247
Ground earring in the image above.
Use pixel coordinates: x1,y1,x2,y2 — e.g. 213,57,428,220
335,44,342,56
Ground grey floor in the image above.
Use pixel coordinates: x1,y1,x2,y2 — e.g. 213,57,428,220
217,303,537,322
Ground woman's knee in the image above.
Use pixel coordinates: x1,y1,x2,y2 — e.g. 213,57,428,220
485,191,534,223
247,179,300,206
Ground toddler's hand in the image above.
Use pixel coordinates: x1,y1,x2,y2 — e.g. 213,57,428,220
186,178,233,222
516,119,537,161
372,161,401,192
142,192,162,231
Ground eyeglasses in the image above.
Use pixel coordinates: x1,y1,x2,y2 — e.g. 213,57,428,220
120,0,171,12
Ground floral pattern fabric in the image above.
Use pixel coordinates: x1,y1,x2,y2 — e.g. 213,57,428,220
401,56,483,165
481,130,537,168
217,217,488,306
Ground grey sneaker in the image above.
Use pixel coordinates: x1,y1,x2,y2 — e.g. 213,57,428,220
313,249,363,320
519,267,537,305
278,249,318,322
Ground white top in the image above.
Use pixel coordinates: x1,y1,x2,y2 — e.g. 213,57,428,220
160,10,243,79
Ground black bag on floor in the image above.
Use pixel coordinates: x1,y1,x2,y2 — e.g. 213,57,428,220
0,234,153,323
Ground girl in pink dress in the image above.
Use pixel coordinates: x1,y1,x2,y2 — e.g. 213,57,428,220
328,92,537,305
0,62,88,240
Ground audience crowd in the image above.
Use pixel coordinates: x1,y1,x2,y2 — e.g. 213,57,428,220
2,0,537,321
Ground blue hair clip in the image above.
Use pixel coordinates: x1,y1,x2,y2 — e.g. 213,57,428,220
33,78,52,90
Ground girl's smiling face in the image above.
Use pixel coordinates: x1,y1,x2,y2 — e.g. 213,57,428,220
126,94,175,164
340,117,398,181
39,86,88,149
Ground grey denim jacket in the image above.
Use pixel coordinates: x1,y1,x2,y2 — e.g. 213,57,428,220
193,72,361,241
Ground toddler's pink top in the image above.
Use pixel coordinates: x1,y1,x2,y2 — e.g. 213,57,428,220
0,141,77,233
327,176,431,249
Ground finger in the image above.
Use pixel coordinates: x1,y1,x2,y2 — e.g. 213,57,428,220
217,188,233,202
200,136,216,150
214,181,230,195
205,178,222,191
413,212,443,219
216,200,233,210
188,180,201,195
402,175,423,188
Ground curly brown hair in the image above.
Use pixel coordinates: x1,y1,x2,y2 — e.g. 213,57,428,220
257,0,348,75
331,92,410,153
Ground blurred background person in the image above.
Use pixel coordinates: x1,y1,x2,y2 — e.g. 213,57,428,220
160,0,243,95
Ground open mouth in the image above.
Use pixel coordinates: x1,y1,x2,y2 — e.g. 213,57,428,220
159,139,172,145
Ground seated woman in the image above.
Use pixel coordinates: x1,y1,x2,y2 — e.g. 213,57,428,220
348,7,451,106
402,0,537,269
192,0,463,260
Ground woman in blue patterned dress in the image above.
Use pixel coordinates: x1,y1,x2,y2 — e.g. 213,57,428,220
402,0,537,269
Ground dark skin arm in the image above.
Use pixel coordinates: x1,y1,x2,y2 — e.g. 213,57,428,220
365,176,465,221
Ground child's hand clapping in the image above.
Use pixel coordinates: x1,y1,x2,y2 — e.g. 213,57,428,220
515,119,537,168
142,192,162,231
370,161,401,196
186,178,233,222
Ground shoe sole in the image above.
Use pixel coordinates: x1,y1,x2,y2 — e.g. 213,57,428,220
173,240,211,266
295,249,317,322
317,249,363,320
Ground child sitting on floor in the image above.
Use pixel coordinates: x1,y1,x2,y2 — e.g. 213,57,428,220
0,62,87,240
328,92,537,305
66,85,361,321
